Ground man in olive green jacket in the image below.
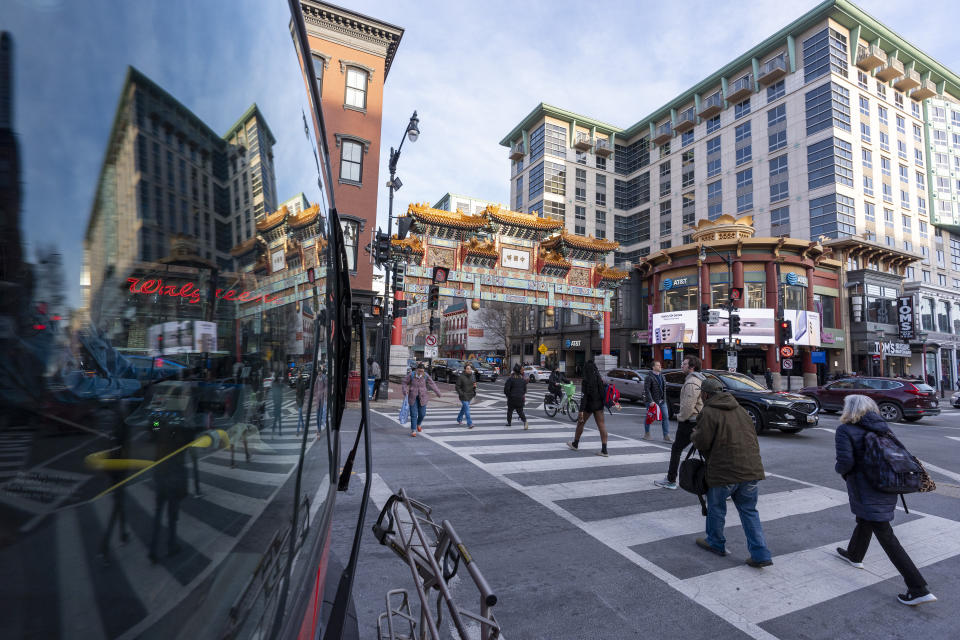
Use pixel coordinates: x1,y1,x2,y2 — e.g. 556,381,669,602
691,378,772,568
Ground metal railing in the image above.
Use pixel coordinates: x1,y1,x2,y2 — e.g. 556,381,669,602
700,92,723,112
373,489,501,640
677,107,695,125
760,55,786,76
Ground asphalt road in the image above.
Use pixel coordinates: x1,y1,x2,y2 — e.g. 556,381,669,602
328,379,960,640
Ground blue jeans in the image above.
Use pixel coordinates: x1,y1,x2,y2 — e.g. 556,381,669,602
410,398,426,432
457,400,472,426
705,480,771,562
645,401,669,437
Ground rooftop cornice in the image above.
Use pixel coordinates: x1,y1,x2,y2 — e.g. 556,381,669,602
299,0,404,80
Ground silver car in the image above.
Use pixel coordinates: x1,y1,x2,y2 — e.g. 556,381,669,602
604,368,652,402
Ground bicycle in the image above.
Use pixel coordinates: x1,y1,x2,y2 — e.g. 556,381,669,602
543,382,579,422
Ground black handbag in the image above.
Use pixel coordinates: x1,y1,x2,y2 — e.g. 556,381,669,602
679,445,708,516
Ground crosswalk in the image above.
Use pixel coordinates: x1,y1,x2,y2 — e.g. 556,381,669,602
0,426,34,480
6,403,318,640
375,402,960,639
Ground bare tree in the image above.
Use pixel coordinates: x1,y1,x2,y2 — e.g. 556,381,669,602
476,300,527,360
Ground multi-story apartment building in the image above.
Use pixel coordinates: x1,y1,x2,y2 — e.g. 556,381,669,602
501,0,960,390
82,66,277,326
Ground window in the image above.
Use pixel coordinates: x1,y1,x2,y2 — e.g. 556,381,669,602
529,125,545,162
595,210,607,239
707,180,723,219
682,191,695,225
576,150,587,165
769,130,787,152
770,205,789,234
922,270,931,283
575,205,586,235
901,190,910,209
914,123,923,143
876,81,886,100
544,161,566,195
880,155,891,176
899,164,909,183
528,162,544,199
575,168,587,202
344,67,368,109
339,139,363,182
543,200,565,221
862,175,874,197
340,218,359,271
544,123,566,158
735,98,751,119
862,148,872,169
596,174,607,207
904,240,912,251
885,236,895,247
735,122,751,142
939,274,948,287
736,145,752,166
919,220,928,238
767,79,785,102
515,176,523,210
879,131,890,152
918,196,926,213
898,140,907,160
595,155,606,170
860,122,871,142
895,92,904,110
768,104,786,128
311,53,325,94
681,150,695,188
769,155,788,203
807,137,853,189
659,162,671,198
706,115,721,134
802,28,848,82
882,183,892,203
809,193,856,239
681,130,694,147
706,136,721,177
884,208,894,225
859,95,870,115
736,168,753,212
896,114,906,134
864,202,875,221
805,82,851,135
878,105,888,125
857,70,868,89
902,214,911,232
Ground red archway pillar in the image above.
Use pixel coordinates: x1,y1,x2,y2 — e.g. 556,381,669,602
733,260,745,309
700,261,712,369
391,290,404,345
602,311,611,355
765,262,780,374
651,271,663,361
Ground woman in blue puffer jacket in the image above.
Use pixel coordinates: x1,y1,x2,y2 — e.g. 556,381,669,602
834,394,936,606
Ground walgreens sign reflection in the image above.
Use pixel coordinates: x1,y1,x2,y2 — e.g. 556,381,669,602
127,277,282,305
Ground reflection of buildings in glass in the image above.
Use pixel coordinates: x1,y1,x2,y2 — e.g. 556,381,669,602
340,218,358,271
0,32,29,312
81,66,277,328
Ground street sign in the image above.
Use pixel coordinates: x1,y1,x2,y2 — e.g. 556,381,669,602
727,351,738,371
782,358,794,370
424,345,438,358
538,344,548,354
425,334,438,347
780,345,795,358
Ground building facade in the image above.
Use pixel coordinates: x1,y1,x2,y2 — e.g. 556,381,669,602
500,0,960,387
81,67,277,327
295,0,403,311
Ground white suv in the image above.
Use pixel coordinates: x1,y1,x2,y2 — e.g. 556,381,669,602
521,365,550,383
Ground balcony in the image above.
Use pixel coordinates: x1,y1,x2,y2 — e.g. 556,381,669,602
652,122,672,145
875,56,904,82
758,55,787,85
573,132,593,151
856,44,886,71
725,74,753,102
509,142,524,160
911,77,937,101
894,68,921,92
674,107,696,133
699,91,723,118
594,137,613,157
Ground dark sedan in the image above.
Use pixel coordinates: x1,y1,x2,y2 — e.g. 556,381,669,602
799,377,940,423
465,361,498,382
663,369,818,434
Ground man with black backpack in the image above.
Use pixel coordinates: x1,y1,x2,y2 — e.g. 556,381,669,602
835,394,937,606
689,377,772,567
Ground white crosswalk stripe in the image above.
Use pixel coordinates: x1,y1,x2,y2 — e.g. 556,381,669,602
373,399,960,639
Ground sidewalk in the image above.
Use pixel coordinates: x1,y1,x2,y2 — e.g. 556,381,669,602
348,379,462,411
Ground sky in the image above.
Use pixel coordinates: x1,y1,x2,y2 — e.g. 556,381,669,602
5,0,960,309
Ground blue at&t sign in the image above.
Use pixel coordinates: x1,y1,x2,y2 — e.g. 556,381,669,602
786,272,798,286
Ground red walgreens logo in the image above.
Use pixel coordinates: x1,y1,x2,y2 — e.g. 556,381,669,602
127,277,283,305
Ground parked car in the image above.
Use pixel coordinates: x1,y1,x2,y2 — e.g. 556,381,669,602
465,360,498,382
430,358,465,383
603,368,653,402
663,369,818,434
952,390,960,408
522,365,550,383
798,377,940,423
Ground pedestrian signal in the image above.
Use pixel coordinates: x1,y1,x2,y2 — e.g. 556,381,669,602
432,266,449,284
427,285,440,309
394,299,407,318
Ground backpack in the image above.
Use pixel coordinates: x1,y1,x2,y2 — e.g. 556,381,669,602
604,383,620,408
861,430,935,495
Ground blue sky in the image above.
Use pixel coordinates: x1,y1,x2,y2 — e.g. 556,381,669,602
6,0,960,309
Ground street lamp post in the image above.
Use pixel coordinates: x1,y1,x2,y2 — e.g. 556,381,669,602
698,245,735,354
876,329,885,378
378,111,420,401
918,332,928,385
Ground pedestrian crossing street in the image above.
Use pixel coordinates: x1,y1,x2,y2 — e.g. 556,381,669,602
26,404,318,640
375,402,960,639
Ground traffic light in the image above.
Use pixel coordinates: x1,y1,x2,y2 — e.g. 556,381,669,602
157,334,164,355
429,317,438,333
372,297,383,316
393,299,407,318
699,303,710,323
432,266,449,284
373,229,391,268
393,263,405,290
427,285,440,309
779,319,792,343
729,287,744,304
729,313,741,335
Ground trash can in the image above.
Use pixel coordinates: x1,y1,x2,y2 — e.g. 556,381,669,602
367,377,376,399
346,371,361,402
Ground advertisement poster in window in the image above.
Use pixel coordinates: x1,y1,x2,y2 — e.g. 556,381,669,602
651,310,698,343
782,309,822,346
704,308,776,344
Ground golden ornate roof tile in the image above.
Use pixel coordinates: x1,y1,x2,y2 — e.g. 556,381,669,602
463,237,497,257
391,235,424,254
539,248,572,268
484,204,564,230
287,203,321,228
595,264,630,280
541,231,619,252
406,203,487,229
230,236,263,257
256,205,289,232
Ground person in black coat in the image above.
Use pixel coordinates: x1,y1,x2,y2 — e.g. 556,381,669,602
503,364,529,429
834,394,936,606
567,360,609,456
547,368,568,401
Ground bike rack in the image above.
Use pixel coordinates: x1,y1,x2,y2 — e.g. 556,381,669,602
373,488,500,640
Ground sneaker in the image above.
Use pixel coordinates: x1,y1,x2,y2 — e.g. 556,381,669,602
457,420,463,425
506,423,512,428
745,558,773,568
410,432,417,437
596,450,609,457
836,547,864,569
468,424,474,429
897,590,937,606
663,435,672,442
524,422,529,430
654,478,678,490
696,538,730,556
417,425,422,432
642,433,652,440
566,442,579,451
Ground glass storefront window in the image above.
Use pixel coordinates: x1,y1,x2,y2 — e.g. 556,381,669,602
784,284,805,310
936,299,950,333
710,282,729,307
663,286,699,311
815,293,837,327
920,297,934,331
954,302,960,334
865,297,896,324
746,283,765,309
